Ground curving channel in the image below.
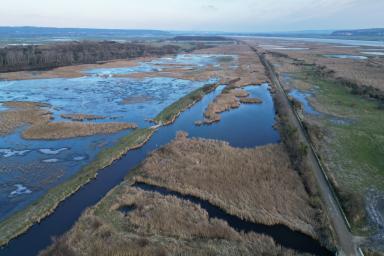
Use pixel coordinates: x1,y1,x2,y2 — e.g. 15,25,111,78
0,84,284,255
133,182,334,256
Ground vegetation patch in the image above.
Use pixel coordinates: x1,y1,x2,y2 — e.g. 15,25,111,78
202,86,257,124
22,121,137,140
239,97,263,104
0,101,136,139
40,134,323,256
152,83,218,125
60,113,106,121
271,53,384,234
132,132,328,240
0,102,52,135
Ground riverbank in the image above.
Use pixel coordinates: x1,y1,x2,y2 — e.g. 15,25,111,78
41,133,334,256
0,80,219,246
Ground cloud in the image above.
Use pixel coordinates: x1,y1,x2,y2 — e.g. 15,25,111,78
0,0,382,32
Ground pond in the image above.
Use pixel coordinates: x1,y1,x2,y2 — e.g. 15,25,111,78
361,51,384,56
289,89,320,115
323,54,368,60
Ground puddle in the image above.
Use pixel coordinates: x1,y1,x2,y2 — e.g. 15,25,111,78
117,205,136,216
289,89,320,115
324,54,368,60
259,45,309,51
329,117,353,126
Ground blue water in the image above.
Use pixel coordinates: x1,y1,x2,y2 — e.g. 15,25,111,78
0,54,227,222
84,54,237,76
250,36,384,47
134,182,333,256
289,89,320,116
0,77,214,126
324,54,368,60
0,83,280,256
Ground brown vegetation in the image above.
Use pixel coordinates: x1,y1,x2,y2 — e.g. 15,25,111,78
195,44,268,86
0,102,52,135
22,121,136,140
40,134,317,256
2,101,50,108
119,44,268,87
202,88,243,123
0,101,136,139
246,38,384,94
132,133,324,239
239,97,263,104
60,114,106,121
202,86,261,124
40,186,296,256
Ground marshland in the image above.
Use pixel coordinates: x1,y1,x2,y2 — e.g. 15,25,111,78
0,20,384,256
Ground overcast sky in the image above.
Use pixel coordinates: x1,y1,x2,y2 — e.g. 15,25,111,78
0,0,383,32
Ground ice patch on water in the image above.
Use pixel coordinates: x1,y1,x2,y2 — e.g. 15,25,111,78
9,184,32,197
361,52,384,56
42,158,60,163
39,148,69,155
0,149,30,158
73,156,87,161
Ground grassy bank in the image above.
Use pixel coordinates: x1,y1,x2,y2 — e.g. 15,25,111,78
306,69,384,232
292,65,384,233
153,83,218,125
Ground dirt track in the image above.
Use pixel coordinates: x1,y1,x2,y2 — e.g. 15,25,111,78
245,42,359,256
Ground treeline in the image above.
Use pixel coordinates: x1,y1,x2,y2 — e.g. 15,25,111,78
0,41,181,72
173,36,232,41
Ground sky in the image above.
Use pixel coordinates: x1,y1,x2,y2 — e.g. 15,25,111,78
0,0,383,32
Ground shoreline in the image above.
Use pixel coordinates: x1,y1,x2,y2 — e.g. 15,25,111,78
0,81,220,247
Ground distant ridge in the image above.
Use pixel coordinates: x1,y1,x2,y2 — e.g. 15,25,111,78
332,28,384,37
172,36,231,41
0,26,171,38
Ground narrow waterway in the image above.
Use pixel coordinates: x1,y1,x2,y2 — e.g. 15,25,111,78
1,84,281,255
133,182,333,256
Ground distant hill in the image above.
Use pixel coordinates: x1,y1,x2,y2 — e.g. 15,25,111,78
332,28,384,37
0,26,171,41
172,36,232,41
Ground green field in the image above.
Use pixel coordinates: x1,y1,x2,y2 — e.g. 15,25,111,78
292,66,384,232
